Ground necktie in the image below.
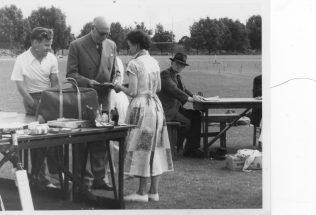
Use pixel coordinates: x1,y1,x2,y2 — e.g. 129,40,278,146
176,75,184,91
97,43,103,56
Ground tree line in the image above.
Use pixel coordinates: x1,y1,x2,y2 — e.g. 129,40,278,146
0,4,261,55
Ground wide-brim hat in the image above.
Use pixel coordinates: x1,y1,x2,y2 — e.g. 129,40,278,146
169,52,189,66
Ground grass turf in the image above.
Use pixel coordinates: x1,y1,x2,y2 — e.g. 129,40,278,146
0,55,262,210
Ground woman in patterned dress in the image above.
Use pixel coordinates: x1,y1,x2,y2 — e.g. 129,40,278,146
114,30,173,202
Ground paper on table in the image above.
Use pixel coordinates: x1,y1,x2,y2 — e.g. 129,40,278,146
0,122,26,129
95,120,114,128
118,122,128,126
201,96,220,101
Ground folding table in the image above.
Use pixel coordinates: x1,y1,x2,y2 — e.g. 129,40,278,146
0,112,133,209
193,98,262,158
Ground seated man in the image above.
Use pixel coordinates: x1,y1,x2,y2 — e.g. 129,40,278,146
252,74,262,150
251,74,262,127
158,53,204,158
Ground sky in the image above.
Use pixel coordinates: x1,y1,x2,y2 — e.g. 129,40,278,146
0,0,262,40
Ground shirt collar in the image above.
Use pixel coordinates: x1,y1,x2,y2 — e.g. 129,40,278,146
90,33,104,46
170,67,179,76
26,48,50,64
26,48,37,64
134,49,148,59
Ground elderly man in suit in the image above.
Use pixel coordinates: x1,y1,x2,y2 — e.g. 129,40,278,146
158,53,204,158
67,16,120,191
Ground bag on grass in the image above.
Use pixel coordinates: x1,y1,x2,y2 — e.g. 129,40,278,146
37,78,99,122
236,149,262,171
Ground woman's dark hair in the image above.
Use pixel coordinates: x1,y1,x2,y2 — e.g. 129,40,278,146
126,30,151,50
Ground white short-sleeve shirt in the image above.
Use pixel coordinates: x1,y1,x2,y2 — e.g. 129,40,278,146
11,49,59,93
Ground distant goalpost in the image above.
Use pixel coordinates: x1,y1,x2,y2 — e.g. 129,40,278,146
151,41,175,56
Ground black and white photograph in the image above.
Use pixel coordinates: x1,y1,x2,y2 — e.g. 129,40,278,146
0,0,268,214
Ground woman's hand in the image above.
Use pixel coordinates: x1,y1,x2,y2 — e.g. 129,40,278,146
113,83,122,93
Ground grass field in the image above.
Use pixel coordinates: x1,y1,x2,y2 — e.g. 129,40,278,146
0,55,261,113
0,55,262,210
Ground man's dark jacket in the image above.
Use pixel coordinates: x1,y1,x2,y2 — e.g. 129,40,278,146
158,67,193,120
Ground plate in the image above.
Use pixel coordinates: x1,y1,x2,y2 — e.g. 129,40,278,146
48,128,82,134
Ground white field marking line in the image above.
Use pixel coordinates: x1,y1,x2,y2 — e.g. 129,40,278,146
0,58,16,61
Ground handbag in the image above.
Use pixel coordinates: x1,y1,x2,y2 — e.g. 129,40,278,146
37,78,99,122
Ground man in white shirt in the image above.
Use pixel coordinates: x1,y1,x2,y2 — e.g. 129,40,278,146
11,27,59,188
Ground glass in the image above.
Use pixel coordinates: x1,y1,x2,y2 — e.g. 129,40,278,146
94,26,110,37
110,108,119,126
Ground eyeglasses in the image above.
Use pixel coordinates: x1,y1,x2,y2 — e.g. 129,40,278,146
94,26,110,37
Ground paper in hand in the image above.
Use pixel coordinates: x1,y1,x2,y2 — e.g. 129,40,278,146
94,82,114,89
93,82,114,95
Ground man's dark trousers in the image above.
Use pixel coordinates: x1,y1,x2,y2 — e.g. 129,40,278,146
173,107,201,153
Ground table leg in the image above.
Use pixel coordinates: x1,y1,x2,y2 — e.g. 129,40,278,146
106,141,118,200
46,149,88,202
23,149,28,172
203,109,209,158
0,150,16,168
207,108,251,148
18,150,22,164
118,137,125,209
56,146,64,192
253,126,257,147
64,144,70,200
72,143,78,201
220,122,226,148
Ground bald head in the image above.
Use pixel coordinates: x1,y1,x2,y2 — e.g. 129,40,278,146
93,16,110,29
91,16,110,42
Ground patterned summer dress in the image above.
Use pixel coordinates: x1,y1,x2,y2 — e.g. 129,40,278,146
124,50,174,177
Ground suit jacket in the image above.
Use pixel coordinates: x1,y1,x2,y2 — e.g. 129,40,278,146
252,74,262,126
158,67,193,120
252,74,262,98
66,33,120,109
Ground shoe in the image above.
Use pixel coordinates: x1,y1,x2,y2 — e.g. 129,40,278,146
148,193,159,202
45,183,57,189
183,149,204,158
124,193,148,202
29,179,57,190
79,188,97,203
92,180,113,191
124,175,134,180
